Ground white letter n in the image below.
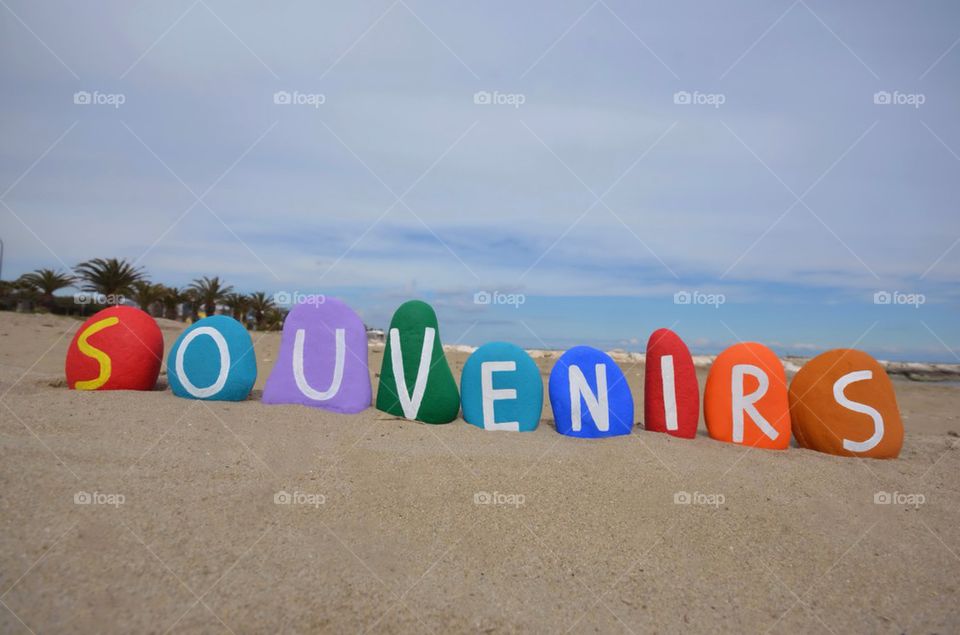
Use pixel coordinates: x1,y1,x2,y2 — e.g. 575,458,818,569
569,364,609,432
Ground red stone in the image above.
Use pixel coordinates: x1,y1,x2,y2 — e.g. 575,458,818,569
65,306,163,391
644,328,699,438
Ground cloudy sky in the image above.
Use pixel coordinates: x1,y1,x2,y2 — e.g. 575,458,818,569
1,1,958,361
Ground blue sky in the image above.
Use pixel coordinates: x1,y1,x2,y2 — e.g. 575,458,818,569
1,1,958,361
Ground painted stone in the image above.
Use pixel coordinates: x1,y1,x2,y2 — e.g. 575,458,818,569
65,305,163,391
461,341,542,432
375,300,459,424
789,349,903,459
548,346,634,438
262,297,371,413
704,342,790,450
644,328,699,439
167,315,256,401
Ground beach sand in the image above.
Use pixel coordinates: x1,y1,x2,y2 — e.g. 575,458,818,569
1,312,958,633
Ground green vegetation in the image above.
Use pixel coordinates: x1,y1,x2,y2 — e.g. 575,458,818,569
0,259,285,330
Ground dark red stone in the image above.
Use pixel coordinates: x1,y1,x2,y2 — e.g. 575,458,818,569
644,328,699,438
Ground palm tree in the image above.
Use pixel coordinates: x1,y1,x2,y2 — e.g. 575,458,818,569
11,277,39,312
183,288,201,322
188,276,233,317
160,286,189,321
223,293,251,324
17,268,75,310
263,307,286,331
247,291,275,330
74,258,145,304
0,280,13,309
130,281,165,316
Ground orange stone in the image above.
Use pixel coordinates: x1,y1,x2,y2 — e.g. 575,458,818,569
788,349,903,459
704,342,790,450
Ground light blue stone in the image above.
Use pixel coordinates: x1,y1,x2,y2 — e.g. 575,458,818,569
167,315,257,401
461,342,542,432
548,346,634,438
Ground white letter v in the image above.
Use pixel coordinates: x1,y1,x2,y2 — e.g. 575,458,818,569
390,327,435,420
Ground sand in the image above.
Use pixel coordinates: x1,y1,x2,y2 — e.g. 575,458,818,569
1,312,958,634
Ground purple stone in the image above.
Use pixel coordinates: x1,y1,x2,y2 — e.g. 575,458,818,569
262,297,371,413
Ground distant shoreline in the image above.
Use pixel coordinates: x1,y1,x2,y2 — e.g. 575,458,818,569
401,343,960,383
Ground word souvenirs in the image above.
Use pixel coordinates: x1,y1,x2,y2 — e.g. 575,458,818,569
65,299,904,459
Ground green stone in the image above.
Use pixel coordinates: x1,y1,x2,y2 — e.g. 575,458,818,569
376,300,460,423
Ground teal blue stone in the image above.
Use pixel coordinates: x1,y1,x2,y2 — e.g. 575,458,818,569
460,341,542,431
167,315,257,401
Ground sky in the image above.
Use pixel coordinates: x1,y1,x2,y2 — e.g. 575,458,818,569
1,0,958,361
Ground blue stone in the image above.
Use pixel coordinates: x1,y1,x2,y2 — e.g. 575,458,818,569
167,315,257,401
548,346,634,438
460,342,542,432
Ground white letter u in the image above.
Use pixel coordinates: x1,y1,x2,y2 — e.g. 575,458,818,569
293,328,345,401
